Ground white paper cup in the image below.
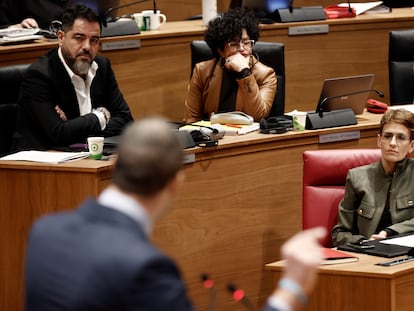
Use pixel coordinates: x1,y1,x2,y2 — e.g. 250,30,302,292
293,112,307,131
87,137,104,159
286,110,307,131
141,10,167,30
133,13,146,30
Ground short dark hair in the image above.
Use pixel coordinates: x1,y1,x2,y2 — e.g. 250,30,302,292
204,7,260,58
380,109,414,139
112,118,184,196
61,4,101,32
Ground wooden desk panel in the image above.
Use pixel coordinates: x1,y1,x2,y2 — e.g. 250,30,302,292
266,252,414,311
1,10,414,122
0,112,382,311
0,161,113,311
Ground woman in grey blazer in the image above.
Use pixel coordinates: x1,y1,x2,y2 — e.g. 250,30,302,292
333,108,414,245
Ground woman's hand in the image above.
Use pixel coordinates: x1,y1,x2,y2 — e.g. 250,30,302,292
224,53,249,72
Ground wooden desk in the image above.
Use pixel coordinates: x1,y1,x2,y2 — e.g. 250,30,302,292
1,9,414,121
266,252,414,311
0,111,382,311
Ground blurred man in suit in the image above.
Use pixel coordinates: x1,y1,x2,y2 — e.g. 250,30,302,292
24,118,325,311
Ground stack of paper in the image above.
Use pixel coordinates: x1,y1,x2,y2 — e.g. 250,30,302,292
0,151,90,164
338,1,384,15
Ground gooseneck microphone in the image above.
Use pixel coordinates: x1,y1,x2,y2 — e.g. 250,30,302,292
227,283,256,311
288,0,293,13
100,0,151,37
103,0,149,26
317,89,384,117
346,0,353,13
201,274,216,311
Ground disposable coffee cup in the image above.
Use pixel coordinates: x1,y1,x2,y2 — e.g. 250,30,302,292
286,110,307,131
87,137,104,159
133,13,146,30
141,10,167,30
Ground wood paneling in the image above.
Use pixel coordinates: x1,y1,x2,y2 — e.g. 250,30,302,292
3,9,413,122
0,112,382,311
267,252,414,311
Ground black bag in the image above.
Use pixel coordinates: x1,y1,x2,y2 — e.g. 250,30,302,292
259,115,293,134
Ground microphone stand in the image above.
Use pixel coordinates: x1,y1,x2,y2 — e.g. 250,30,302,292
317,89,384,117
306,89,384,130
101,0,150,37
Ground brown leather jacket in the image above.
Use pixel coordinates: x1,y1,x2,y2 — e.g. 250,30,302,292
183,56,277,123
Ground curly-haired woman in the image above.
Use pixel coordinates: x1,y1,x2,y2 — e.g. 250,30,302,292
183,8,277,123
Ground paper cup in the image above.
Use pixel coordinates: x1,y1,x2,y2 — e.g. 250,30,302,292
87,137,104,159
141,10,167,30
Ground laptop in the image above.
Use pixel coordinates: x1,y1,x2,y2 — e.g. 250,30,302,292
317,74,375,115
338,235,412,258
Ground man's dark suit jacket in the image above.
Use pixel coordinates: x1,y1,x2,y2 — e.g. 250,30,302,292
24,199,196,311
24,199,283,311
13,48,133,151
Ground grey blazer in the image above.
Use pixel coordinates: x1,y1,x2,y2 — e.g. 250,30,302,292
332,158,414,245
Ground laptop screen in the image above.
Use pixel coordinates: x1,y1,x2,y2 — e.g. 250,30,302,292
317,74,375,115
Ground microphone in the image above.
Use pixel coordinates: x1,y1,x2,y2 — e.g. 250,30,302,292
227,283,256,311
101,0,149,37
346,0,353,13
306,88,384,130
153,0,157,13
201,274,216,311
288,0,293,13
317,89,384,117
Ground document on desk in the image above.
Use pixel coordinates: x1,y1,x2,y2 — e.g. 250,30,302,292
0,27,43,45
0,150,90,164
337,1,383,15
388,104,414,113
180,121,259,136
380,234,414,248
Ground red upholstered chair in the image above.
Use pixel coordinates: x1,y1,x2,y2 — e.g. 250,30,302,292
302,149,382,247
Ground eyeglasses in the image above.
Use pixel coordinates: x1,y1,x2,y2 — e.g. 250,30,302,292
227,39,255,51
381,132,411,144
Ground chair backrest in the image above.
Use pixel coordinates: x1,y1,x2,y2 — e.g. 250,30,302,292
0,63,30,156
388,29,414,105
302,149,382,247
190,40,285,116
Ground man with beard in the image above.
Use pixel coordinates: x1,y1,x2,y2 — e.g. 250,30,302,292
12,4,133,151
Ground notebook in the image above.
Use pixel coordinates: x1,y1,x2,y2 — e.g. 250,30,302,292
317,74,375,115
338,237,412,258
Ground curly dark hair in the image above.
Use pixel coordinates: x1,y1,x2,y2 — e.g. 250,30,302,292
204,7,260,58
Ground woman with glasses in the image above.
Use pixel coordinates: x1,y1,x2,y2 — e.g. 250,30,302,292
332,108,414,246
183,7,277,123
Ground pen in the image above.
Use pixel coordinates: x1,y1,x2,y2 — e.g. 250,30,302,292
225,124,243,129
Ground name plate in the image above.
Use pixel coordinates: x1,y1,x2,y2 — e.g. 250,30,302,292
183,153,195,164
101,39,141,51
319,130,360,143
288,24,329,36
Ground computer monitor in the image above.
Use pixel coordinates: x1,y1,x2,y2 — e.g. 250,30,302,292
67,0,120,18
230,0,290,22
317,74,375,115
